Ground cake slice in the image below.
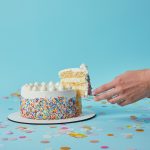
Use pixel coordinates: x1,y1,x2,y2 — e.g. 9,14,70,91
59,64,92,98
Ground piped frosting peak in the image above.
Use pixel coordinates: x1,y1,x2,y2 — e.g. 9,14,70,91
21,81,71,92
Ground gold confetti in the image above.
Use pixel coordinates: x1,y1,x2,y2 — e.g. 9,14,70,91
89,140,100,143
126,125,132,128
68,132,87,138
11,92,21,98
60,146,71,150
107,133,114,136
82,125,92,131
136,129,144,132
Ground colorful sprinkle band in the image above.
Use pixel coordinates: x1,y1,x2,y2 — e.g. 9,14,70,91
20,96,81,120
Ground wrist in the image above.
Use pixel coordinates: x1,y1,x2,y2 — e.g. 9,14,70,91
143,69,150,97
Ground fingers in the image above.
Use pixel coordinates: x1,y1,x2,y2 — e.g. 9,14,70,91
108,95,125,104
118,99,133,106
92,81,115,95
94,88,118,101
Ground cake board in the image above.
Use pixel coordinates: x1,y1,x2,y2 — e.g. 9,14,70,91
7,110,96,124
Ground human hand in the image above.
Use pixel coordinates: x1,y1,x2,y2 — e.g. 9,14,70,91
93,70,150,106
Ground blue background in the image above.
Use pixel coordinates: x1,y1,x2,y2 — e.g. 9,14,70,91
0,0,150,95
0,1,150,150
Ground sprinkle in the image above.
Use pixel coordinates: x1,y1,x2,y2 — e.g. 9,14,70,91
126,125,132,128
2,96,9,99
107,133,114,136
0,125,7,128
11,92,20,97
100,146,109,149
130,115,137,120
89,140,100,143
68,132,87,138
40,140,50,144
82,125,92,131
25,130,33,133
124,133,133,139
17,126,27,130
60,147,71,150
1,138,8,141
61,127,69,130
19,136,26,139
49,126,57,128
136,129,144,132
5,131,13,135
8,138,17,141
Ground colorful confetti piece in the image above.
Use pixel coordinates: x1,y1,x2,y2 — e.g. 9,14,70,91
5,131,13,135
25,130,33,133
2,96,9,99
130,115,137,120
124,133,133,139
68,132,87,138
11,92,21,98
49,126,57,128
126,125,132,129
82,125,92,131
1,138,8,141
60,146,71,150
40,140,50,144
107,133,114,136
100,145,109,149
19,136,27,139
89,140,100,143
8,138,17,141
136,129,144,132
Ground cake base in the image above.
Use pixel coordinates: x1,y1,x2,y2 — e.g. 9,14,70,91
7,110,96,124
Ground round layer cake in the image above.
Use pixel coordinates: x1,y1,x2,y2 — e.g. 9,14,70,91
20,82,82,120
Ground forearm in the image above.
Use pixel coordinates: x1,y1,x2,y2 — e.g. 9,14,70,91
143,69,150,98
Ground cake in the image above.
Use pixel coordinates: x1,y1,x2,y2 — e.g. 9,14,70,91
59,64,92,98
20,64,92,120
20,82,79,120
59,64,92,115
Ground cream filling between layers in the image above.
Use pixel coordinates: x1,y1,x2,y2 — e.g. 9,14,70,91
61,82,88,90
61,78,87,83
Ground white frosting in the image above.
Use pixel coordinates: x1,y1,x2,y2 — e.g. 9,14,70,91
80,64,88,71
21,82,76,99
21,89,76,99
32,85,39,91
48,81,54,87
40,85,47,91
48,84,56,91
55,82,60,88
57,84,64,91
